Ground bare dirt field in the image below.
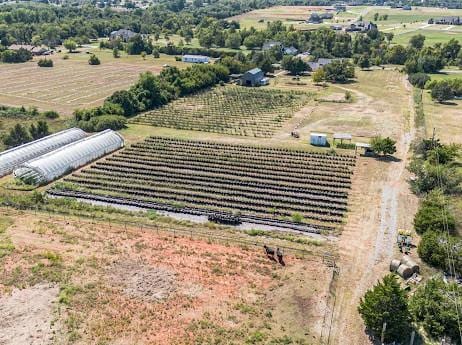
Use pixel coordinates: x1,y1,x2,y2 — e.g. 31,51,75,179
0,210,332,345
0,53,168,115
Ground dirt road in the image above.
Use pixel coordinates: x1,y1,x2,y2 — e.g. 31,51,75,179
328,76,419,344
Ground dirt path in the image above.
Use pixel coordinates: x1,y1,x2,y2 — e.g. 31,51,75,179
329,76,418,344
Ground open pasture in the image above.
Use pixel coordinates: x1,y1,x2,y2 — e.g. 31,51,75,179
51,136,356,228
131,86,312,137
0,52,180,115
228,5,337,29
299,68,410,141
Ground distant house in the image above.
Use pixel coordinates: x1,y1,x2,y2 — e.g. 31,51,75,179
110,29,137,42
181,55,210,64
334,3,347,12
402,5,412,10
310,133,327,146
284,46,298,55
345,21,377,32
8,44,52,56
307,12,333,24
307,58,335,71
430,16,461,25
240,68,268,87
307,13,323,24
262,40,283,51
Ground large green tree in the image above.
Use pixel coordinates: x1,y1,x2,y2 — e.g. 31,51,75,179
410,278,462,343
358,274,412,343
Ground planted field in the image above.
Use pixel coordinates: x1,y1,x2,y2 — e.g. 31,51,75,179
51,137,356,229
131,86,311,137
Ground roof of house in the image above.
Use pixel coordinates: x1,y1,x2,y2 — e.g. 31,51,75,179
110,29,136,37
246,68,263,75
333,133,352,140
318,58,334,65
182,54,209,59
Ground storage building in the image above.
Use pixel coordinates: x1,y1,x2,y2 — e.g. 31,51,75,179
240,68,265,87
0,128,86,177
310,133,327,146
14,130,124,185
181,55,210,64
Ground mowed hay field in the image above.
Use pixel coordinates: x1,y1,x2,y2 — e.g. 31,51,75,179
0,210,332,344
0,51,181,116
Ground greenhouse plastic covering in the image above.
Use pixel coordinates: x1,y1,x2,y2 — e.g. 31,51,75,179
0,128,86,177
14,129,124,185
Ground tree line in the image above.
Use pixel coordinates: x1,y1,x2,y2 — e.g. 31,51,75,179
74,63,229,131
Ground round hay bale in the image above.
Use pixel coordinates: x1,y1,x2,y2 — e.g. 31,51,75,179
397,264,413,279
390,259,401,272
400,256,420,274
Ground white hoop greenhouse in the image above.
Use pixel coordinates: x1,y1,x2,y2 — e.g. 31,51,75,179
14,129,124,185
0,128,86,177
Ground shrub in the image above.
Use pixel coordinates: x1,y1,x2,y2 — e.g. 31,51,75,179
1,48,32,63
409,73,430,89
88,54,101,65
43,110,59,119
62,54,69,60
418,231,462,274
37,58,53,67
370,136,396,155
431,80,454,102
414,190,455,235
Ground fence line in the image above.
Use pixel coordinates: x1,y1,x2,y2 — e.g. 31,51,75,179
1,203,335,261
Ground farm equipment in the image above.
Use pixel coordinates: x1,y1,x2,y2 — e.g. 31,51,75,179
397,229,412,254
208,213,242,226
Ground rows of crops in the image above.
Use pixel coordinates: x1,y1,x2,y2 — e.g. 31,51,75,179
130,86,311,137
52,137,356,228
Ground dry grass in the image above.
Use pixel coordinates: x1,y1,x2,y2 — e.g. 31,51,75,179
0,210,331,345
297,68,410,142
0,50,183,116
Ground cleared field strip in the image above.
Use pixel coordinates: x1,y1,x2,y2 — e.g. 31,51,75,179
50,137,356,229
0,60,159,114
131,86,312,137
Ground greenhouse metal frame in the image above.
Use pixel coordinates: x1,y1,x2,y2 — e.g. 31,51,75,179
0,128,86,177
14,129,124,185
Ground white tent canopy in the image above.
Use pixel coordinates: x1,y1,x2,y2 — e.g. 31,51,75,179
0,128,86,177
14,129,124,185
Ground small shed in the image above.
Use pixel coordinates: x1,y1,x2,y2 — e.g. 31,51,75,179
355,142,373,155
333,133,352,144
310,133,327,147
182,55,210,64
240,68,265,87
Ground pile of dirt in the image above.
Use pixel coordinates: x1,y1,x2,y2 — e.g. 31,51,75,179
109,261,177,302
0,283,59,345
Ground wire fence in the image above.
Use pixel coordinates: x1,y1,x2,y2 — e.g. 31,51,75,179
0,203,335,262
